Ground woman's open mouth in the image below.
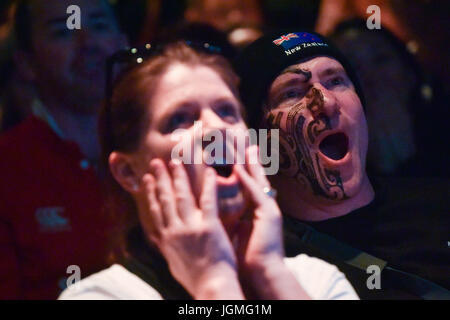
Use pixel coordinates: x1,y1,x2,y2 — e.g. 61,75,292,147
211,163,233,178
318,132,349,161
208,162,240,198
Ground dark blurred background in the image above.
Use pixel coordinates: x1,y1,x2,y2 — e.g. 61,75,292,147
1,0,449,177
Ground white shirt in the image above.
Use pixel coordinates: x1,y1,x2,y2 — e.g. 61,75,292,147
59,254,358,300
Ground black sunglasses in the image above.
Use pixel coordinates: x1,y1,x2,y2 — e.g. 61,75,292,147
104,40,223,150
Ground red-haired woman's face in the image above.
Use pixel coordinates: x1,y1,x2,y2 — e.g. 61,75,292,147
132,63,249,227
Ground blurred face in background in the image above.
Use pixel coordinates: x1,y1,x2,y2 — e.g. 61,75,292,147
24,0,127,114
334,30,418,173
185,0,263,47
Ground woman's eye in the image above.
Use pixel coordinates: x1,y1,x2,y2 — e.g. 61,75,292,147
216,104,238,121
167,112,194,131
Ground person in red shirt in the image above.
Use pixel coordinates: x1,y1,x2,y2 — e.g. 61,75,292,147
0,0,127,299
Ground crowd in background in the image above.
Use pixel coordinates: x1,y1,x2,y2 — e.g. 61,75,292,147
1,0,449,177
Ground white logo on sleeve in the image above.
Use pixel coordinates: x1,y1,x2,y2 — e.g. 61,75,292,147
35,207,71,232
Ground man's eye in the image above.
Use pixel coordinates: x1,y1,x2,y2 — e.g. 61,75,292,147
329,76,345,87
279,89,304,104
285,89,302,98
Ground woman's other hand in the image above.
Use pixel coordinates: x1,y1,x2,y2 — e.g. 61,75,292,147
234,145,310,299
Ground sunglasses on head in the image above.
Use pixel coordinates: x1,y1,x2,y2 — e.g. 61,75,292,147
104,40,224,150
106,40,223,97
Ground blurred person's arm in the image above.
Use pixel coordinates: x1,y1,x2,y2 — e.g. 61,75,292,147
315,0,353,35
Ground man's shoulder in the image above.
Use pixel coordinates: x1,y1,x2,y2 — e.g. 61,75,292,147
371,176,449,217
376,176,449,195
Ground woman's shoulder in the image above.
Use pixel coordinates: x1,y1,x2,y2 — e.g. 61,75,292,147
283,254,359,300
58,264,163,300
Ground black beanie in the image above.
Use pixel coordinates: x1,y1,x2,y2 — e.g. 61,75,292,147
234,31,365,128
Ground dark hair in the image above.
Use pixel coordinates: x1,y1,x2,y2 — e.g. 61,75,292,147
13,0,33,51
330,18,424,90
98,41,240,259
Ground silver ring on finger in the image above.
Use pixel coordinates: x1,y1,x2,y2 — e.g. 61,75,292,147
263,186,277,199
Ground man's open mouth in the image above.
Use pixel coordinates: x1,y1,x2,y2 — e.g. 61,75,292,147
318,132,349,160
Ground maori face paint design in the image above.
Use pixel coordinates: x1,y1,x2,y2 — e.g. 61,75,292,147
266,87,346,200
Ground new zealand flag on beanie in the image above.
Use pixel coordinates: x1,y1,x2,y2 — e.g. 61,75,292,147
234,31,365,128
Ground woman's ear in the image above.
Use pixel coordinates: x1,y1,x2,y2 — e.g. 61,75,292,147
109,151,141,194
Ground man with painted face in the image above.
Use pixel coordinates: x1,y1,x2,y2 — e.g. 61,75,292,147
235,32,450,299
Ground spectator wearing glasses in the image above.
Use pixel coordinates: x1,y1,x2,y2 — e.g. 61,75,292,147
59,41,358,300
0,0,127,299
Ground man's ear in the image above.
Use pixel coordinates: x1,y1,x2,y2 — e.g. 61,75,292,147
109,151,141,194
13,50,37,83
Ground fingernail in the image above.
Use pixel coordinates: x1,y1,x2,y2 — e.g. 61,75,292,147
169,158,182,170
142,173,153,183
150,159,162,174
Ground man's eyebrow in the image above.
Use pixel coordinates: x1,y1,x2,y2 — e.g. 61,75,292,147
281,66,312,81
319,67,346,78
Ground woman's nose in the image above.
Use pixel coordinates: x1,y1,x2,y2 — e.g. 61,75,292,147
200,109,229,131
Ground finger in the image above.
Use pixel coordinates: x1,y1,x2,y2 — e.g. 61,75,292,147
234,164,277,213
235,220,252,262
140,173,165,231
199,167,219,221
150,158,182,226
234,164,265,204
246,145,271,189
169,159,197,222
